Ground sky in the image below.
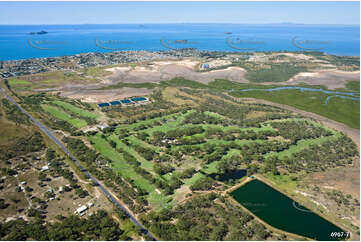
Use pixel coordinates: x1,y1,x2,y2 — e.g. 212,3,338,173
0,1,359,25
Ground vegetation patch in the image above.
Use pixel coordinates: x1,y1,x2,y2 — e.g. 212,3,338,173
41,104,87,128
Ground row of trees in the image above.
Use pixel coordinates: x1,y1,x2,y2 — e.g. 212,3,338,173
269,120,333,144
0,131,44,160
140,193,272,241
1,98,30,125
279,134,358,173
0,210,129,241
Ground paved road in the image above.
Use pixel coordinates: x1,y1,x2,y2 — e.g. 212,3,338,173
0,87,156,240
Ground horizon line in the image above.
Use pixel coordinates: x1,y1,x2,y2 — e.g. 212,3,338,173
0,22,360,26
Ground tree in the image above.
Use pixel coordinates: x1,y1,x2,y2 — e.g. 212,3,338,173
0,199,9,209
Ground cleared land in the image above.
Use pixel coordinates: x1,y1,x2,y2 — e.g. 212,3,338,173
1,52,359,241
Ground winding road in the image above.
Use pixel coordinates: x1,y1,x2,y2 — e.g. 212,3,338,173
0,86,156,241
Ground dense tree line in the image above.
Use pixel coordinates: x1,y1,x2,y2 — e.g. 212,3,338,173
150,126,205,146
45,118,75,133
199,97,249,120
269,120,333,144
190,177,217,191
0,210,129,240
140,193,271,240
182,110,234,126
62,137,98,166
1,98,30,125
280,134,358,172
205,126,279,140
131,143,157,161
240,113,300,128
0,131,44,160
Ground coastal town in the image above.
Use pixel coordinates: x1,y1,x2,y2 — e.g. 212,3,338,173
0,49,205,78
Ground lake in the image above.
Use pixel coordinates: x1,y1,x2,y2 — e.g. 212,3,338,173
230,179,347,241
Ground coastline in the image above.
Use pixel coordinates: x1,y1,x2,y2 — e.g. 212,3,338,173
1,49,360,63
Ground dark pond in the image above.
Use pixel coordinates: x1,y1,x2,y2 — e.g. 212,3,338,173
231,179,347,241
208,169,247,181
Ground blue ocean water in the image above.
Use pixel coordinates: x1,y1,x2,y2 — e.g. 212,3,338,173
0,24,359,61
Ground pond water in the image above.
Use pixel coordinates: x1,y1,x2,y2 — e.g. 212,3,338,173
231,179,347,241
208,169,247,181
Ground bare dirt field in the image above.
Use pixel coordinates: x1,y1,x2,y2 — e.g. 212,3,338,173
60,87,153,103
267,70,360,89
106,60,248,84
105,59,359,89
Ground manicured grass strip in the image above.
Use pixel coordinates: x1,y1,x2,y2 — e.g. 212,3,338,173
8,78,32,86
115,110,191,133
265,133,341,159
127,135,162,153
108,135,155,173
41,104,87,128
202,149,242,174
201,123,276,132
147,191,173,211
183,172,206,186
142,111,195,135
202,161,221,175
89,134,156,193
51,100,100,119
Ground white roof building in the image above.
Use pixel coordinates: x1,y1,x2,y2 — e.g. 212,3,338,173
76,205,88,214
41,165,49,171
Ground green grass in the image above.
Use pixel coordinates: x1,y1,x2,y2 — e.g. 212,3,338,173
265,173,300,192
207,79,280,91
83,67,112,77
116,110,187,133
93,134,169,210
202,161,221,174
202,149,242,174
231,89,360,129
89,134,156,193
244,64,308,83
41,104,87,128
97,82,158,90
345,80,360,93
108,135,155,172
8,78,32,86
160,77,209,89
142,111,194,135
147,191,173,211
183,172,206,186
51,100,100,119
265,134,340,159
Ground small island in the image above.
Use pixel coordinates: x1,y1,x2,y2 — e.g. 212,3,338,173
28,30,48,35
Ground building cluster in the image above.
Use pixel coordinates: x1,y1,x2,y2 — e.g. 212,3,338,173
0,49,206,78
